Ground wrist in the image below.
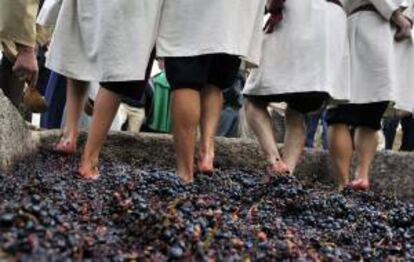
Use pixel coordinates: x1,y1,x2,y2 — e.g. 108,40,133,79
267,0,285,14
15,44,35,55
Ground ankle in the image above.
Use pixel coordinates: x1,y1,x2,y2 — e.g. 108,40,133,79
354,169,370,181
176,168,194,183
63,128,79,139
337,174,349,188
81,154,99,166
199,147,214,158
266,154,282,165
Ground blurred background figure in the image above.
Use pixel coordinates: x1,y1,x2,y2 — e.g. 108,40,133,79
305,110,329,150
216,71,245,138
147,59,172,134
119,82,154,133
383,113,414,151
40,72,66,129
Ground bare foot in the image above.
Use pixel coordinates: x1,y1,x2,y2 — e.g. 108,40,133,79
336,178,350,191
77,158,100,181
347,178,370,191
262,159,290,183
337,184,347,192
197,153,214,175
53,131,79,155
177,172,194,185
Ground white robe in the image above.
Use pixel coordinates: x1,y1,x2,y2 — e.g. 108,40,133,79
46,0,163,82
243,0,350,101
344,0,414,112
156,0,266,66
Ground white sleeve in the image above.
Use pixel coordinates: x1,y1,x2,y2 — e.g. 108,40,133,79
369,0,402,20
404,0,414,19
36,0,63,27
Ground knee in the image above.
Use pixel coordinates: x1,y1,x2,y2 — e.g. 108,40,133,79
244,97,267,113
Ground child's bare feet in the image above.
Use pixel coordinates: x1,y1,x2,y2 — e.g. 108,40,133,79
262,159,290,183
347,178,370,191
53,131,79,155
197,152,215,175
77,157,100,181
177,171,194,185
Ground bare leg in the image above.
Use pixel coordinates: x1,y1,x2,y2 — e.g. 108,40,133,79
198,85,223,174
78,88,121,180
244,99,289,180
350,127,378,190
328,124,353,190
172,89,201,184
283,107,307,173
54,79,88,154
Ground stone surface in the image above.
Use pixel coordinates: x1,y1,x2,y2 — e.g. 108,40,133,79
0,89,37,170
37,131,414,201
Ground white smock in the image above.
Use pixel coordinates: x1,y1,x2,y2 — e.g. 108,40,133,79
46,0,163,82
244,0,350,101
344,0,414,112
156,0,266,66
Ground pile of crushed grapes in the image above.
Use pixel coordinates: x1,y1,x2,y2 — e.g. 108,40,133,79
0,150,413,261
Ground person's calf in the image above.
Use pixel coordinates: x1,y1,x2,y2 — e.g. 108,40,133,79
53,130,79,155
171,89,201,184
328,124,353,190
283,108,307,172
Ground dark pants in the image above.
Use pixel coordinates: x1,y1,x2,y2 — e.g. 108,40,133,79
40,72,67,129
383,116,414,151
217,107,240,138
306,111,328,150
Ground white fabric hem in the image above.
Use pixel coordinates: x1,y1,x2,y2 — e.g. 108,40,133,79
46,62,147,82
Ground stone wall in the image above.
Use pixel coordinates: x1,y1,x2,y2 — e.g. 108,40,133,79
0,90,37,170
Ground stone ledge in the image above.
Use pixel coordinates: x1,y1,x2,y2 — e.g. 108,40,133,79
35,130,414,201
0,90,38,170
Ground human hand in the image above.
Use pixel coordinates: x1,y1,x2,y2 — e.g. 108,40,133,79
392,10,413,42
12,44,38,88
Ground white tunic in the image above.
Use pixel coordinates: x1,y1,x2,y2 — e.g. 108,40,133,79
46,0,163,82
244,0,350,101
344,0,414,112
156,0,266,66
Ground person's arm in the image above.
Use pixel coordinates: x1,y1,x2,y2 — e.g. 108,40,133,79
13,43,38,87
362,1,412,41
0,0,39,87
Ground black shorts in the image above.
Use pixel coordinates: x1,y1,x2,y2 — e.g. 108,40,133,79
164,53,241,91
100,81,147,101
100,48,155,100
245,92,329,114
326,101,389,130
